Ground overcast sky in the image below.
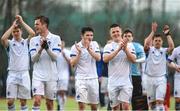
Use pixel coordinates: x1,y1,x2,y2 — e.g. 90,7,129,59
58,0,180,13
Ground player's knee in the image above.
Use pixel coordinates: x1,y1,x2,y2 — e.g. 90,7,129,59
78,102,85,110
175,98,180,103
175,102,180,110
150,102,156,110
33,97,41,106
90,104,97,111
122,102,130,110
46,99,53,109
7,99,14,106
20,99,26,106
156,100,164,105
112,105,119,111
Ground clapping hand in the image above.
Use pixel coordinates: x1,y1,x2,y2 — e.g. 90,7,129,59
41,40,49,50
152,22,158,33
163,25,170,36
75,41,81,54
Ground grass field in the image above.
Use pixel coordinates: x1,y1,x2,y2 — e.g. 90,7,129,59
0,97,175,110
0,96,99,110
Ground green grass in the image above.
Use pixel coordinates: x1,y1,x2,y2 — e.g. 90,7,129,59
0,97,78,110
0,97,101,110
0,97,175,110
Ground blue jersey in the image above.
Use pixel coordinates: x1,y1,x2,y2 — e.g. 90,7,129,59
131,42,145,76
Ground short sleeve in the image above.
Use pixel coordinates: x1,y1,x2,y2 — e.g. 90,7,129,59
52,36,61,53
64,49,71,59
103,44,111,55
29,38,37,56
70,45,78,57
134,43,145,59
92,41,100,53
127,43,136,55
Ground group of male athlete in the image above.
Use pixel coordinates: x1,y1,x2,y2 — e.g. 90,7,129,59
1,15,180,111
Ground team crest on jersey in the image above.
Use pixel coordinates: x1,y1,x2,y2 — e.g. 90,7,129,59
76,95,80,100
7,91,10,96
53,93,56,98
111,49,114,51
21,42,24,45
48,41,51,45
110,100,113,105
35,43,39,46
33,88,37,93
13,43,16,46
175,91,178,95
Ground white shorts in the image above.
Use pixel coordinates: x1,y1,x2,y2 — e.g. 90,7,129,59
57,79,69,91
108,85,133,107
100,77,108,93
32,79,57,100
6,71,31,99
174,74,180,98
75,78,99,104
146,75,167,103
142,74,148,94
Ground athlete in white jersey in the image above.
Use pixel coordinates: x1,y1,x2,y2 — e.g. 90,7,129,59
122,29,148,110
56,41,71,111
144,23,174,110
29,16,61,111
1,15,35,111
70,27,101,111
168,46,180,110
103,24,136,110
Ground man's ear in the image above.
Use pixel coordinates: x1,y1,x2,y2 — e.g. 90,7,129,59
81,34,84,39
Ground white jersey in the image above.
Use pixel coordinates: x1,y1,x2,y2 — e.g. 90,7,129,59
8,38,29,71
29,32,61,81
168,46,180,76
103,42,136,87
57,48,71,80
70,41,100,79
144,47,167,76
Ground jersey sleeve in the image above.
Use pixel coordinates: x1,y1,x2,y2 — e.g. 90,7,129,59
135,43,145,59
52,36,61,54
92,41,100,53
103,44,111,54
29,38,37,57
64,49,71,59
127,43,136,55
70,45,78,57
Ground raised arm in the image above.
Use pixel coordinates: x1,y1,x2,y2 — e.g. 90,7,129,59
144,22,158,52
16,15,35,41
163,25,174,54
1,20,17,48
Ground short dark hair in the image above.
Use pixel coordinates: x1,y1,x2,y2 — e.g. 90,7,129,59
81,26,94,35
122,28,133,36
109,23,120,29
153,34,163,40
35,15,49,28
